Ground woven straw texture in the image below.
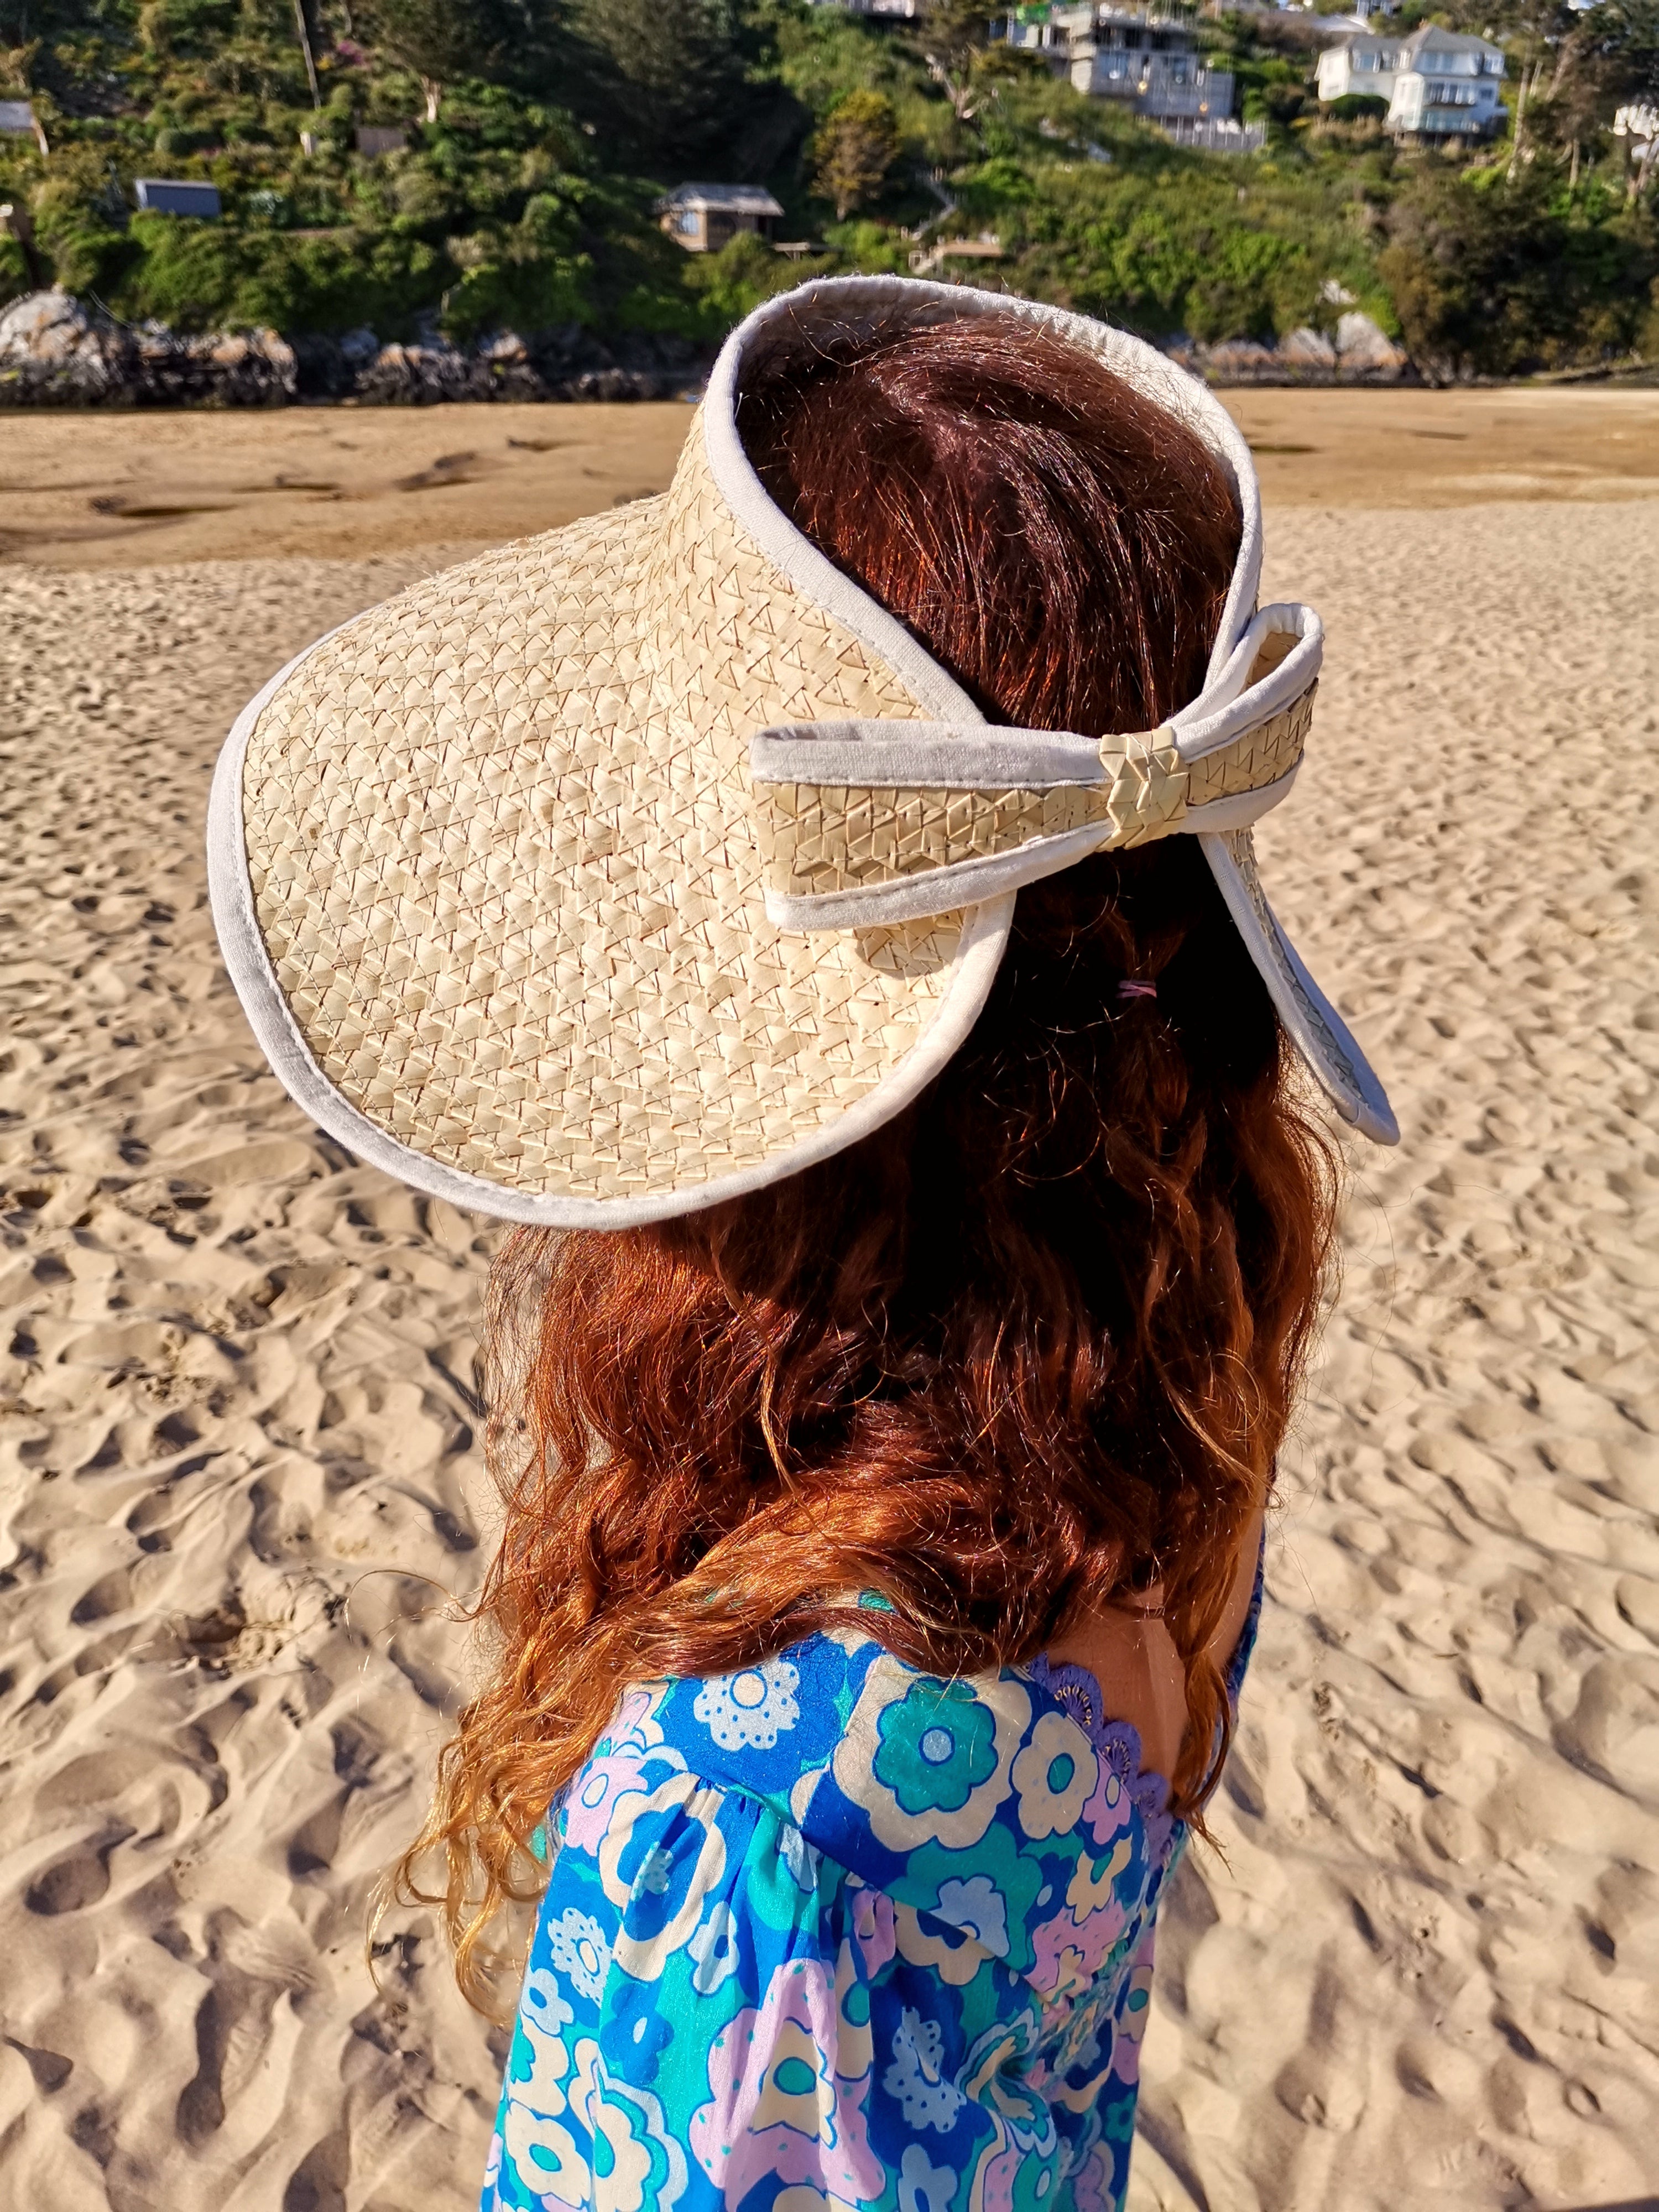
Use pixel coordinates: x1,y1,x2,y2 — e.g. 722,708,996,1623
754,688,1313,903
241,424,970,1204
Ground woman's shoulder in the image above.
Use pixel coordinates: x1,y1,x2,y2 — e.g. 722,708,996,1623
557,1623,1179,2000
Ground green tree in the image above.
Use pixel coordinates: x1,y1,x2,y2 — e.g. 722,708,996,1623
1379,163,1656,375
570,0,768,171
810,88,898,218
362,0,537,121
1573,0,1659,194
1448,0,1575,174
912,0,990,122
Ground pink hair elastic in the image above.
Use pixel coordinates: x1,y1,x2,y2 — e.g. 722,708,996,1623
1115,980,1159,1003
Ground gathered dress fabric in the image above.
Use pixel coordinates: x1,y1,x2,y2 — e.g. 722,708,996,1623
483,1572,1261,2212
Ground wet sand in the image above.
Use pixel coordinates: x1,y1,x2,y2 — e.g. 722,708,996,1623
0,400,696,570
2,405,1657,2209
2,384,1656,572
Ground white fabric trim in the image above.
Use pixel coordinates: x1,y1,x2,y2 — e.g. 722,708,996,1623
752,723,1110,790
750,602,1322,794
764,821,1114,932
1182,760,1301,832
1201,830,1398,1145
1171,603,1322,760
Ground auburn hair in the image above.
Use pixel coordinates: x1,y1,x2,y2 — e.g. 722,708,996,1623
400,312,1337,2011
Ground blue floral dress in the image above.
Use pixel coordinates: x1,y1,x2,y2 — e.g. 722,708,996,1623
483,1569,1261,2212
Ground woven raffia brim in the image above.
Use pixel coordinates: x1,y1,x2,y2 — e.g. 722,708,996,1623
207,276,1395,1231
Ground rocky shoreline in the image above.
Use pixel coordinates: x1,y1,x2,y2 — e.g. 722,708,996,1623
0,287,1421,406
0,290,712,406
1170,311,1414,385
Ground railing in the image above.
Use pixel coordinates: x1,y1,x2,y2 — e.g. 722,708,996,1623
1160,117,1266,150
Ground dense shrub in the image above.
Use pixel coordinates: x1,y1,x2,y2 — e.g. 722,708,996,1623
1328,93,1390,124
1380,164,1657,376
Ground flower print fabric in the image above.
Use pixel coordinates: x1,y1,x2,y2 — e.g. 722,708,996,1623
484,1554,1263,2212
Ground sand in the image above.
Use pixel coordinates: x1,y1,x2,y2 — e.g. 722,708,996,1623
0,400,697,571
2,405,1657,2211
3,386,1657,573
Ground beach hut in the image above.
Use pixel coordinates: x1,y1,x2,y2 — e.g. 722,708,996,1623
0,99,48,155
134,178,223,217
658,185,785,253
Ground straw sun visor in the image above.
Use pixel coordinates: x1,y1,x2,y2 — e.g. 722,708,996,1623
209,433,1013,1227
208,274,1396,1230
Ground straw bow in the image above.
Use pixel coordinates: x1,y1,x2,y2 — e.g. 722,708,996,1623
749,602,1322,931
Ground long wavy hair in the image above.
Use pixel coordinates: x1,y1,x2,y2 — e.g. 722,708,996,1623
399,314,1338,2011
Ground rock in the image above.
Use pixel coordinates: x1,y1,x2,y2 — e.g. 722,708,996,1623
0,289,130,401
291,331,347,399
129,321,295,405
1335,311,1409,380
354,336,481,404
1162,316,1416,388
1279,325,1338,373
0,290,294,405
0,290,712,406
1192,338,1285,385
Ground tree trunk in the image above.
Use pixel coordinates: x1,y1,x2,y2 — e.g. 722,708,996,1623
1506,53,1533,180
421,75,442,124
290,0,320,108
1568,135,1579,193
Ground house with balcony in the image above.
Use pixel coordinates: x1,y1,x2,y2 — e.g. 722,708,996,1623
1316,22,1505,144
1003,4,1237,137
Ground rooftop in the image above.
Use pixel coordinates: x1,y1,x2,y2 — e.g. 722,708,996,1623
1335,20,1500,50
658,184,786,217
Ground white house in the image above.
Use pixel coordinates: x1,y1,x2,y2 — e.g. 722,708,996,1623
1004,4,1236,132
0,99,48,154
1317,23,1505,142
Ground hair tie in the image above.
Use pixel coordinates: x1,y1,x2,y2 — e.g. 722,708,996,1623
1115,979,1158,1003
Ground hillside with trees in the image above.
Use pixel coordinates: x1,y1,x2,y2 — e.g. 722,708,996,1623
0,0,1654,382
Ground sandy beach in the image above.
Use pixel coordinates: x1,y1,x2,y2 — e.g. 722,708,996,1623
3,385,1657,571
1,393,1656,2211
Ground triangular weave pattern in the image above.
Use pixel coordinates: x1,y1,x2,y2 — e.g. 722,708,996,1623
241,425,962,1202
753,691,1313,902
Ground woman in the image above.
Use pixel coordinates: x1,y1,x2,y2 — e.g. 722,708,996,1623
208,277,1395,2212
